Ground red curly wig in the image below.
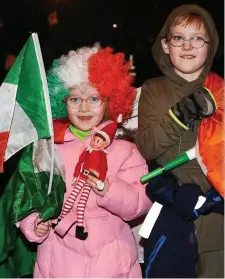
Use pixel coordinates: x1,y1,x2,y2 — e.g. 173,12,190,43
88,47,136,121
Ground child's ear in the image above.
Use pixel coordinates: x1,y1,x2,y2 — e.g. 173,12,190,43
161,38,170,54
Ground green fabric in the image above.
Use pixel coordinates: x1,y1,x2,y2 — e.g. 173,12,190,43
0,143,66,277
47,59,69,119
69,124,91,141
0,232,37,277
4,34,51,139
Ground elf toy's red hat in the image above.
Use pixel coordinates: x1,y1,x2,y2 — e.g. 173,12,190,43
96,114,122,145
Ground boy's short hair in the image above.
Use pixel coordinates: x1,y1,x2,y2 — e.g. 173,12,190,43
173,12,203,29
166,12,205,37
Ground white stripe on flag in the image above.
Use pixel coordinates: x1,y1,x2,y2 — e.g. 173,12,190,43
33,139,65,182
0,83,17,131
5,101,38,160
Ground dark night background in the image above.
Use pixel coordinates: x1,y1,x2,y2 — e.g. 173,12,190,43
0,0,224,86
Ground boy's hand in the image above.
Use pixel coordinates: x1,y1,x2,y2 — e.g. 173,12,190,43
146,172,179,205
196,197,224,217
169,87,216,130
194,188,224,218
34,217,52,237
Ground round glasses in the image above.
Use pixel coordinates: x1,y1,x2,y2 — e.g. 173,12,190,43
63,95,107,109
166,36,210,49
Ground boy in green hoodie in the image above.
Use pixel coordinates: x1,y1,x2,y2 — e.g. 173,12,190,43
136,4,224,278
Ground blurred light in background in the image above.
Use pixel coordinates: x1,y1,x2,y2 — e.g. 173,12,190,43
112,23,117,28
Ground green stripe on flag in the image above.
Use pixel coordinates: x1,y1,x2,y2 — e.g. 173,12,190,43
3,35,51,139
22,37,49,138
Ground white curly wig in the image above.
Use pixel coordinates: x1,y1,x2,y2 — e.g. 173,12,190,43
57,43,100,89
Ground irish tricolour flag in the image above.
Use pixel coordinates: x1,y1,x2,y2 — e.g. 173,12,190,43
0,34,65,277
0,33,53,173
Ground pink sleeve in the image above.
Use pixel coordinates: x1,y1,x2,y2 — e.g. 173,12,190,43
97,146,152,220
19,212,48,243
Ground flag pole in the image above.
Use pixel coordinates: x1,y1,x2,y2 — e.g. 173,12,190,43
32,33,55,195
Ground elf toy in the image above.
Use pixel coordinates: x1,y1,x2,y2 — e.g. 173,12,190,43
59,117,121,240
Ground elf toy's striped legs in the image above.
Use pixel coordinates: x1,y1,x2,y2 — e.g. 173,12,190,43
75,183,91,240
77,183,91,227
60,178,86,219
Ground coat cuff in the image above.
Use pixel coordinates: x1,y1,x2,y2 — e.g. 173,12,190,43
168,109,189,131
19,212,48,243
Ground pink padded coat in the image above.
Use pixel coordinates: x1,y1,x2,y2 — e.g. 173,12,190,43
20,121,152,278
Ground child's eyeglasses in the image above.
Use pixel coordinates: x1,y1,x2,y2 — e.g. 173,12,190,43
62,95,107,109
166,36,210,49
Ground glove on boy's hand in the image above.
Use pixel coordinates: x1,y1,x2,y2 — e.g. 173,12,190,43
195,187,224,217
173,184,224,221
146,172,179,206
195,197,224,217
169,87,216,130
145,167,224,220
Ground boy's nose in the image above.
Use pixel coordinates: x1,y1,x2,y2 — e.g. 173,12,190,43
182,41,193,51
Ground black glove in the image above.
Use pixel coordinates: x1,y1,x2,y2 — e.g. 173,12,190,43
173,184,224,221
195,187,224,217
146,171,179,206
195,197,224,217
146,170,224,220
169,87,216,130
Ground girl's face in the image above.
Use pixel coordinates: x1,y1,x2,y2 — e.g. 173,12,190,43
161,22,209,81
66,85,107,131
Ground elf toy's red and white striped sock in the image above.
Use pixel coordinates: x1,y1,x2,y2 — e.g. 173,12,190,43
77,184,91,227
60,178,86,219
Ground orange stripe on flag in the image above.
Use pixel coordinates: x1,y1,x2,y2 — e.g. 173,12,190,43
0,131,10,173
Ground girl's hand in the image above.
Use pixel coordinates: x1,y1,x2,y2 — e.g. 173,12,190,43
34,217,52,237
87,169,109,196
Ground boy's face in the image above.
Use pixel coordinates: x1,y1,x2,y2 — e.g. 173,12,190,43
91,135,108,149
67,85,107,131
161,22,209,81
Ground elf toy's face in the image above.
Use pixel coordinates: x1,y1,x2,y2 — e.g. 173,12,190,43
91,135,108,150
67,85,107,131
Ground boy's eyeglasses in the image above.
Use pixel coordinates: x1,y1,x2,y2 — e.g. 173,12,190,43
63,95,107,109
166,36,210,49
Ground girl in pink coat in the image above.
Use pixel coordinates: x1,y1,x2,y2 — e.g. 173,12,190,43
19,45,152,278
